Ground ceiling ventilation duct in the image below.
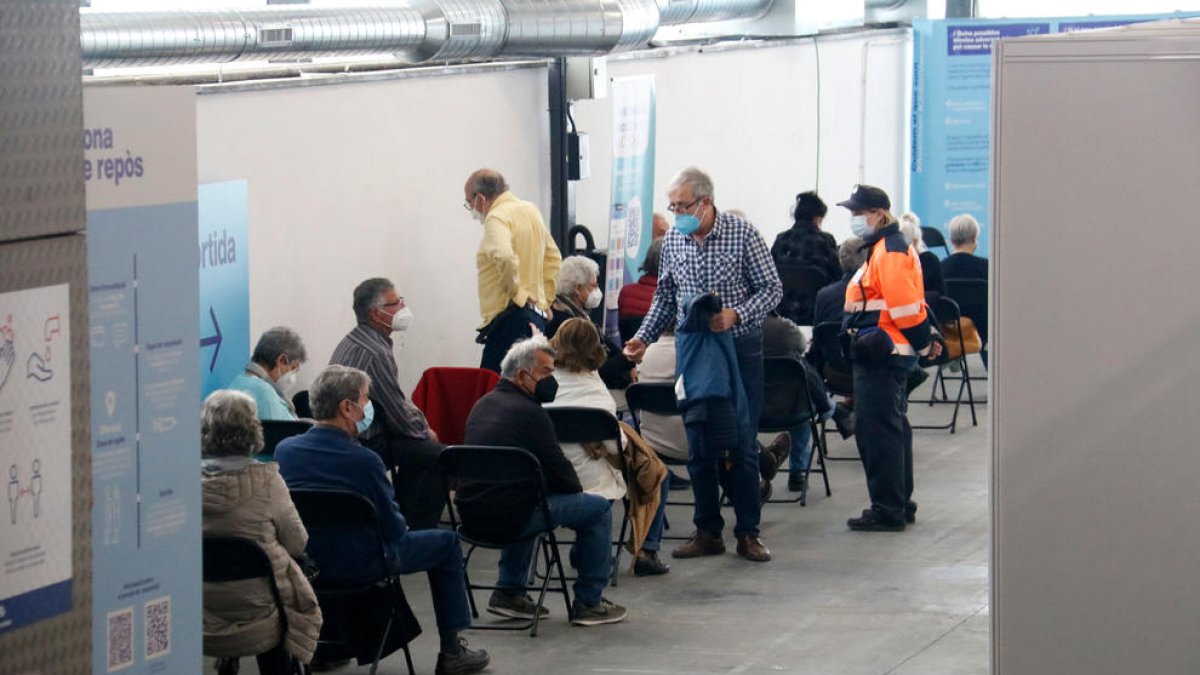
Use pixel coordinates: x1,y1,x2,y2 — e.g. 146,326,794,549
80,0,773,69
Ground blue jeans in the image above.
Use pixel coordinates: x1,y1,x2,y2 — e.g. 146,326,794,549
788,393,836,473
393,528,471,635
480,307,545,373
496,492,612,607
641,480,670,552
684,329,764,538
852,355,917,524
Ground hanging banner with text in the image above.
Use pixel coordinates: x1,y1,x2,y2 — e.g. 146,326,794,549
910,13,1196,258
198,180,250,399
604,75,657,339
85,85,202,675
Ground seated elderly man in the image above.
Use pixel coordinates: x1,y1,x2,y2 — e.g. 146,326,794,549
227,326,307,421
546,255,637,389
330,277,444,530
462,337,627,626
276,365,490,675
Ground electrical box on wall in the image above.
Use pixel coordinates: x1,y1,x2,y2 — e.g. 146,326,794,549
565,56,607,100
567,131,590,180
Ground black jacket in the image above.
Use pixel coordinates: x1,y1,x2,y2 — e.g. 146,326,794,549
771,224,841,324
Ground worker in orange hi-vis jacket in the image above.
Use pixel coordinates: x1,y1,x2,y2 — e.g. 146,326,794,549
839,184,942,533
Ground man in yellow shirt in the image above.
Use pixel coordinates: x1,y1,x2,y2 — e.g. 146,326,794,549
464,169,563,372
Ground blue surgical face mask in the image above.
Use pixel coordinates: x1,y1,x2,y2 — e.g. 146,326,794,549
674,213,701,235
354,401,375,435
850,214,872,238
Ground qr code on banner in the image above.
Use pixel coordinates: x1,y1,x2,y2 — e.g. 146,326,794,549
144,596,171,660
106,607,135,672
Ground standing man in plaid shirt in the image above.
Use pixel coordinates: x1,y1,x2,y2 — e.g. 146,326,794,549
624,167,783,562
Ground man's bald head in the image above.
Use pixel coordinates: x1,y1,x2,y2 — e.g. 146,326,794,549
465,169,508,200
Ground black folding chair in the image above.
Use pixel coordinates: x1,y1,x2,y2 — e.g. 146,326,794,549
260,419,313,460
291,390,312,419
921,226,951,256
944,277,990,383
760,357,831,506
439,446,572,638
810,322,859,462
202,537,311,675
288,490,417,675
912,296,979,433
776,264,830,327
544,407,630,586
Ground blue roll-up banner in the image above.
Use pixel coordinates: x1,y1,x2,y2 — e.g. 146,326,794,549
85,86,202,675
198,181,250,399
604,75,657,339
910,13,1197,258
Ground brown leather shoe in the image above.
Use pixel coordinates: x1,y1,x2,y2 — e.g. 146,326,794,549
736,534,771,562
767,432,791,469
672,530,726,559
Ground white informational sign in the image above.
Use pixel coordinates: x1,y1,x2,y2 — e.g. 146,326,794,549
0,283,73,632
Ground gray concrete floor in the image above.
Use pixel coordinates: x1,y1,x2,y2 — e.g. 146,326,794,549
223,365,991,675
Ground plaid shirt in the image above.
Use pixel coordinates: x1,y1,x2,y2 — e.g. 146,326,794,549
636,212,783,342
329,323,431,440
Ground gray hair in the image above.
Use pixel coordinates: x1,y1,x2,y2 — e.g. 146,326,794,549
353,277,394,323
948,213,980,247
668,167,714,200
557,255,599,295
500,336,556,381
838,236,868,274
467,169,509,199
898,213,926,253
201,390,263,457
309,365,371,421
251,326,307,367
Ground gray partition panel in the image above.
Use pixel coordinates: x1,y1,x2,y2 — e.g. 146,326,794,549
991,24,1200,674
0,0,85,243
0,234,91,673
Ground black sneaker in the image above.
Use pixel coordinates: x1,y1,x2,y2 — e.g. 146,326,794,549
905,501,917,524
570,597,628,626
787,471,807,493
487,590,549,620
435,638,490,675
847,509,906,532
832,403,856,439
633,550,670,577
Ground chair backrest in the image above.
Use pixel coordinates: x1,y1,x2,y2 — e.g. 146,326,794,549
410,367,500,445
944,278,987,309
927,294,980,360
760,356,817,431
438,445,550,546
544,407,621,445
776,264,830,326
202,536,274,583
260,419,314,458
921,226,951,255
292,390,312,419
624,382,680,419
289,489,387,586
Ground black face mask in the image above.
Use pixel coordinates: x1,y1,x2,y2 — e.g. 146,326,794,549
532,374,559,403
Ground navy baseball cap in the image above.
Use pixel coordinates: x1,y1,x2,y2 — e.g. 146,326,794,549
837,184,891,211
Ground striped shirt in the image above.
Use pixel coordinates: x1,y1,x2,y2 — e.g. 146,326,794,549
635,212,783,342
329,324,430,440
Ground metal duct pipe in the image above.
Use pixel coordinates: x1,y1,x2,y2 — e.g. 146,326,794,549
80,0,774,68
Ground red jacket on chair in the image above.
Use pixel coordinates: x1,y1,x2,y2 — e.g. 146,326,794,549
411,367,500,445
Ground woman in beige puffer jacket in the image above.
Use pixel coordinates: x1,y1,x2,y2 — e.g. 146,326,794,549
201,390,322,671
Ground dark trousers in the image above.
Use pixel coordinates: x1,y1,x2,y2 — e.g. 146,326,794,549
852,356,916,524
480,307,546,373
366,435,446,530
684,329,764,538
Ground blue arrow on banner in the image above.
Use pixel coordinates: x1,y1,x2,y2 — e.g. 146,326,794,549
200,305,222,372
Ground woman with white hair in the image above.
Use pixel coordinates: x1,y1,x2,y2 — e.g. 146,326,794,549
898,212,945,296
940,213,989,362
200,390,321,674
546,255,638,389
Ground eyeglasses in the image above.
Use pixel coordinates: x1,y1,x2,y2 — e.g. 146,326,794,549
462,194,477,211
381,297,406,309
667,197,704,214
